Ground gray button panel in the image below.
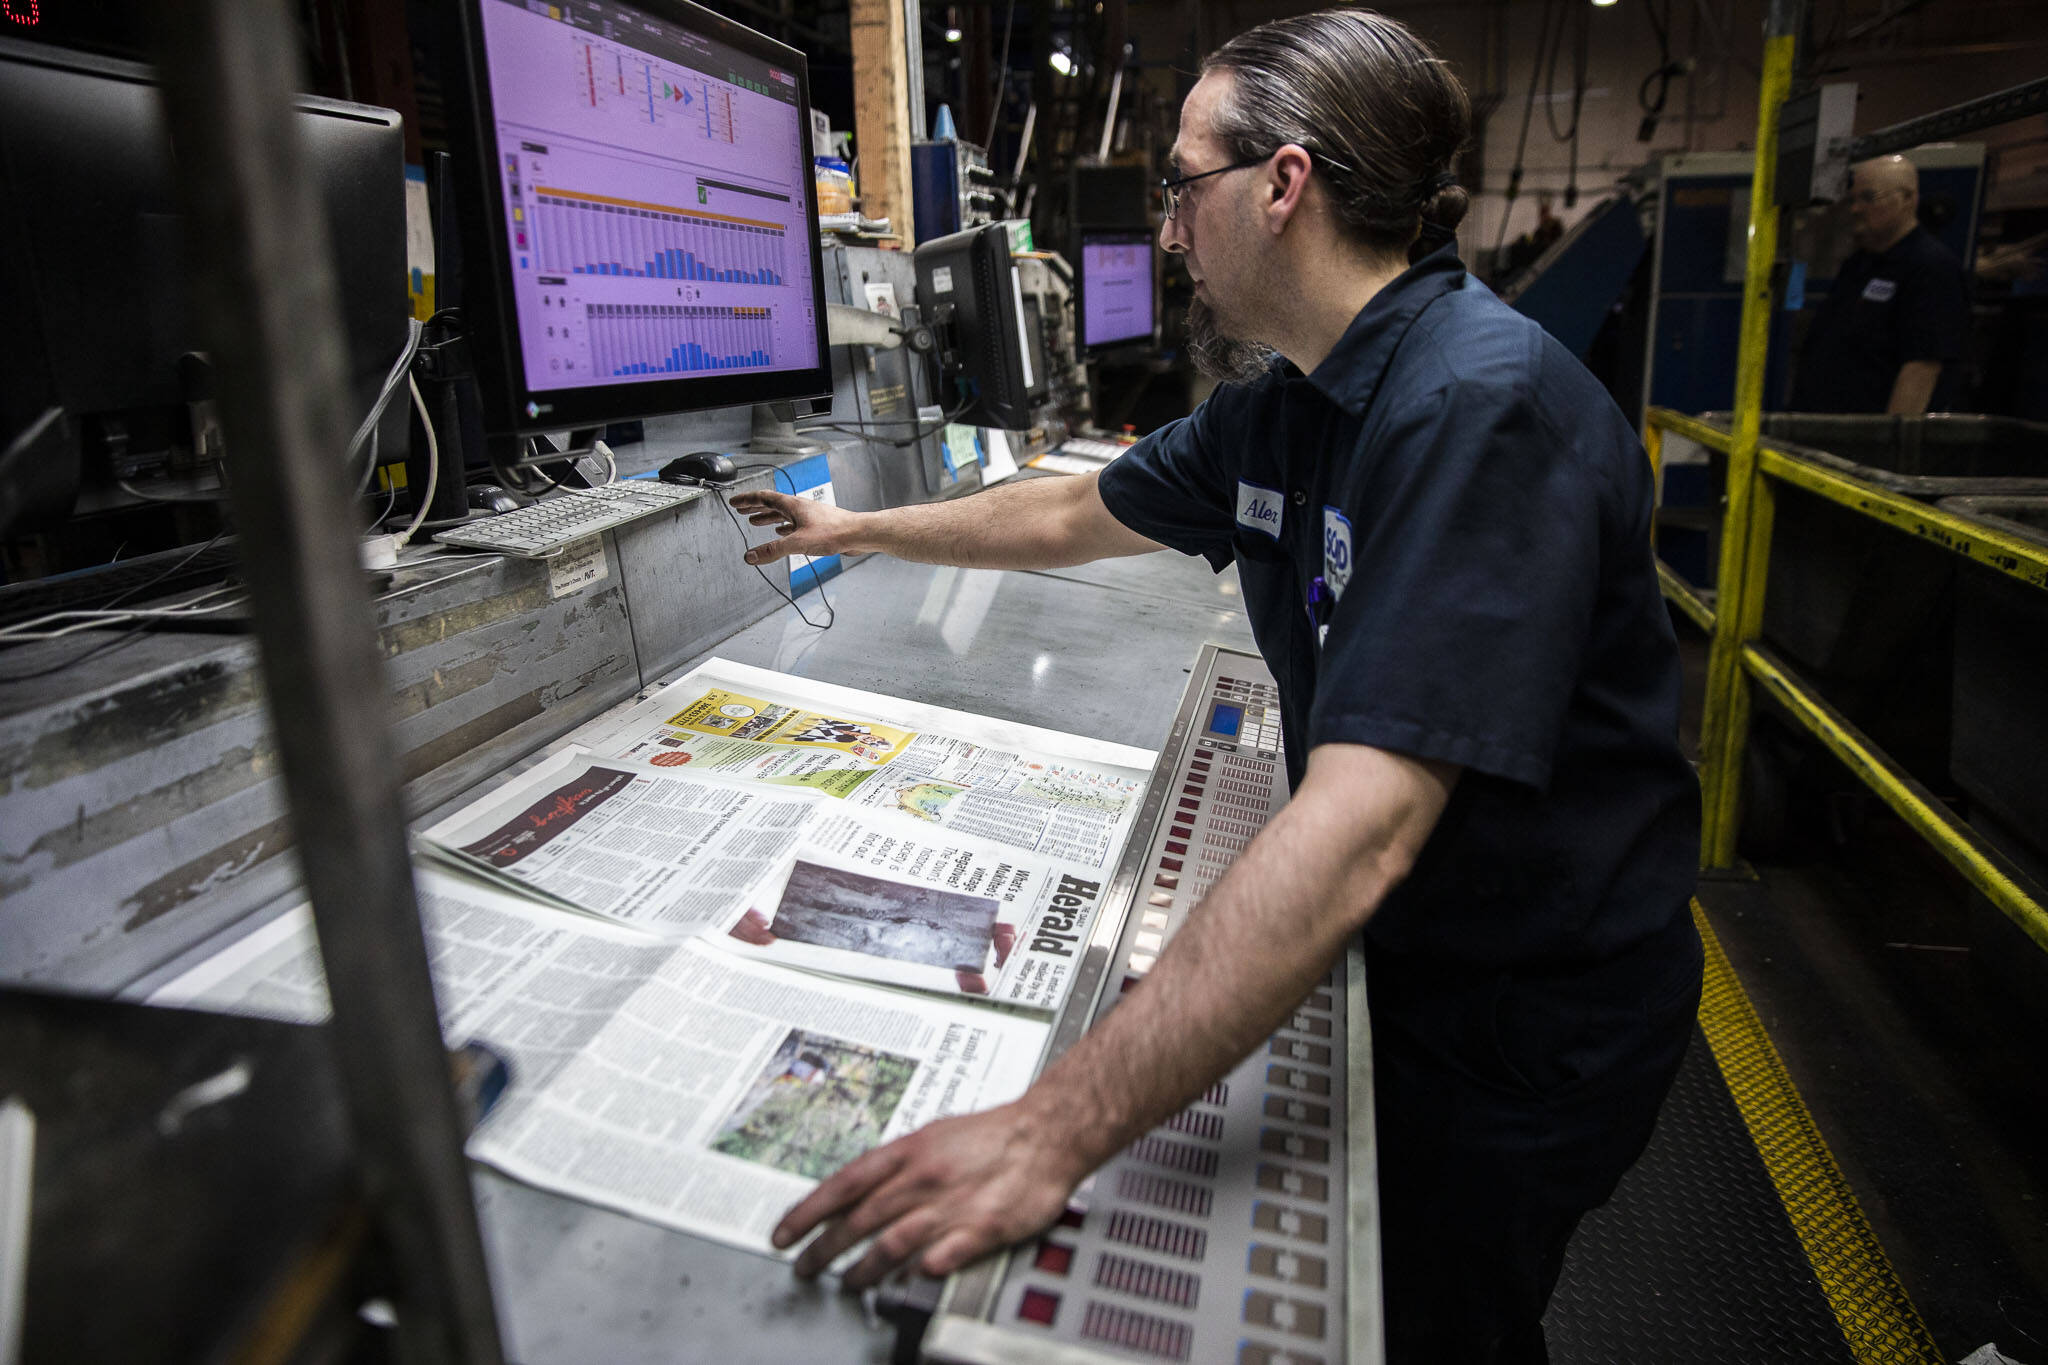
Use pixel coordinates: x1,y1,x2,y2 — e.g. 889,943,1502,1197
972,646,1355,1364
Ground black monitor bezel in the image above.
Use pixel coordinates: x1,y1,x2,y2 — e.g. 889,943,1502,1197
445,0,834,437
1075,225,1157,353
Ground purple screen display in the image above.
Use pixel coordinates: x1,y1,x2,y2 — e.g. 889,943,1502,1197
1081,235,1153,347
477,0,819,396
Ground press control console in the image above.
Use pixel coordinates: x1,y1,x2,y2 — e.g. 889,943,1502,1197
925,644,1381,1365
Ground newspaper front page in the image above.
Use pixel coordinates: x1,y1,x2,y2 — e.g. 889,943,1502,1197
148,869,1049,1258
591,661,1150,872
724,805,1110,1012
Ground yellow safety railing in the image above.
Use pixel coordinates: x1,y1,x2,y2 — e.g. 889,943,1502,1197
1648,410,2048,954
1639,1,2048,957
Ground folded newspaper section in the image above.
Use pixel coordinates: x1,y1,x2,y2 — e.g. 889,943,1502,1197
593,663,1150,872
147,870,1048,1258
420,748,825,932
422,749,1108,1013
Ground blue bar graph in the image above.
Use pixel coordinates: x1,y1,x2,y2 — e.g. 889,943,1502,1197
586,303,775,378
533,191,785,285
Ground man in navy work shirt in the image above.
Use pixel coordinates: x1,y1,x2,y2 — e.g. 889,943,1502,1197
734,11,1701,1360
1791,154,1971,413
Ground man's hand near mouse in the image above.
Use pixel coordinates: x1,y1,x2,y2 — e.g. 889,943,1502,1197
729,471,1162,571
729,488,867,566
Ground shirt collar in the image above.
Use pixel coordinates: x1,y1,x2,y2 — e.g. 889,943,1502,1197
1303,244,1467,417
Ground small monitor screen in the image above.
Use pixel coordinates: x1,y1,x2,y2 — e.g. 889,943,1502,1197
1080,229,1154,349
1208,702,1243,738
475,0,822,396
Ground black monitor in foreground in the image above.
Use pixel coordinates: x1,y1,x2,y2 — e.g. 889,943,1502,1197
913,223,1043,430
1078,228,1156,352
443,0,833,438
0,37,409,556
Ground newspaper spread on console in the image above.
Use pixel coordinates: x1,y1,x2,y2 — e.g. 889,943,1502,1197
588,660,1151,873
418,749,1107,1012
418,748,823,934
147,868,1049,1258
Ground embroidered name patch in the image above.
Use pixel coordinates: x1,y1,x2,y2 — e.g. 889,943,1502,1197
1861,277,1897,303
1235,480,1283,539
1323,507,1353,599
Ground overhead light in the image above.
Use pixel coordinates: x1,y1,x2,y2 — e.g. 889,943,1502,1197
1591,0,1618,7
944,26,962,41
1049,51,1075,76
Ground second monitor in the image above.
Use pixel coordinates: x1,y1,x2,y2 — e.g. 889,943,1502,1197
1077,228,1155,353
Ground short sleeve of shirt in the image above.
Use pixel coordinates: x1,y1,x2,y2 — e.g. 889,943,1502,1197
1309,382,1604,791
1896,247,1969,364
1096,384,1262,571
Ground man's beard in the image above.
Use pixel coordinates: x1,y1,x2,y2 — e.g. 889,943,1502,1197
1187,296,1276,386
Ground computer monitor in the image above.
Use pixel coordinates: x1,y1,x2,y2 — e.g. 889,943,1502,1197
913,223,1042,430
0,36,410,554
1077,228,1155,352
443,0,833,438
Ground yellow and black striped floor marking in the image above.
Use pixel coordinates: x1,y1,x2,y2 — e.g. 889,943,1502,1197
1692,899,1944,1364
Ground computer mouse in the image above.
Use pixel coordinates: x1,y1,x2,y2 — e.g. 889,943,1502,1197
659,451,738,486
466,483,526,514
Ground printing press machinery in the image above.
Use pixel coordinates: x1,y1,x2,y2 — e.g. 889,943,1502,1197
3,519,1379,1361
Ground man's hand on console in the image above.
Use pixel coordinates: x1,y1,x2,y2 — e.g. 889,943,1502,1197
729,489,861,565
771,1097,1085,1291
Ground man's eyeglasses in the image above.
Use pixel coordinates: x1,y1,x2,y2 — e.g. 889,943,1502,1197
1158,148,1355,220
1159,155,1269,220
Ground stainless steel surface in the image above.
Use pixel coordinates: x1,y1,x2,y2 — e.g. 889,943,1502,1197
153,0,502,1357
671,554,1258,750
928,645,1378,1365
1,548,645,992
20,497,1261,1358
465,555,1260,1363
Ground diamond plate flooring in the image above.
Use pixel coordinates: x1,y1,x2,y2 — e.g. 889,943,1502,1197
1545,1023,1856,1364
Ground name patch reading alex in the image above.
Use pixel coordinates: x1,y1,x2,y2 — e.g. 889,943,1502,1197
1236,480,1283,539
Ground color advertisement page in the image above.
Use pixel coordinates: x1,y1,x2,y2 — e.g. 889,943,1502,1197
592,660,1154,872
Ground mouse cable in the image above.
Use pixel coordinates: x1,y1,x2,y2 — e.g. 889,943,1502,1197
723,462,834,630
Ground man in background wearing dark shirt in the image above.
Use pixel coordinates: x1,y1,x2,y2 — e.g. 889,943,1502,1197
1792,154,1971,413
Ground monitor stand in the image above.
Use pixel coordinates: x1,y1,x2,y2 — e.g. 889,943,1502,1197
746,401,827,456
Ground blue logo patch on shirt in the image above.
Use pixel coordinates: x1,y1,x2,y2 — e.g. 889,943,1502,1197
1862,277,1897,303
1323,507,1353,599
1235,480,1283,539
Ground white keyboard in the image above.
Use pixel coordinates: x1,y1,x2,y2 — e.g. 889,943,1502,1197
1056,436,1135,461
432,480,702,558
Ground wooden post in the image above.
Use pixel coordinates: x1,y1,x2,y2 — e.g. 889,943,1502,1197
850,0,917,246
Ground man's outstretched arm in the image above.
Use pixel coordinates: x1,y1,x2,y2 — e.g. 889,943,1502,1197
771,741,1459,1288
729,470,1163,572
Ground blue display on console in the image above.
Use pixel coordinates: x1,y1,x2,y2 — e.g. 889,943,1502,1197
1209,702,1243,738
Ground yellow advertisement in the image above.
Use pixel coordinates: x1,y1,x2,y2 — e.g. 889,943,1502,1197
666,689,916,765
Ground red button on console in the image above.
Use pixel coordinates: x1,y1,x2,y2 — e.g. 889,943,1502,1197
1018,1288,1061,1325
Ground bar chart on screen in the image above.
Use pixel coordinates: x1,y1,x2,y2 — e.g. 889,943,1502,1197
527,187,787,283
585,303,775,377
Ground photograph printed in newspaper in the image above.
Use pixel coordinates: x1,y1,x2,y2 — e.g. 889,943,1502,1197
147,868,1049,1259
724,805,1110,1013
